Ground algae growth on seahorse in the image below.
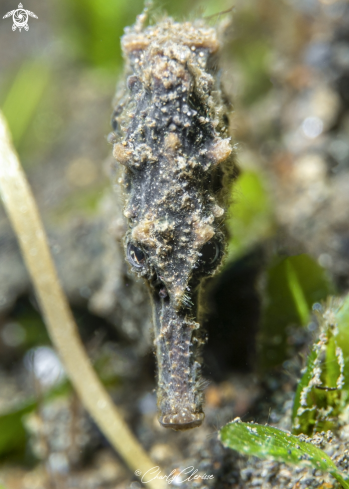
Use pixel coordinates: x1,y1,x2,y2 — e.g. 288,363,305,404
110,10,235,430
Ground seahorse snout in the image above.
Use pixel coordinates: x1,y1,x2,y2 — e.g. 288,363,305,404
159,409,205,431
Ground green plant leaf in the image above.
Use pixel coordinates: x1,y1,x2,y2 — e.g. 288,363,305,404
292,297,349,435
292,348,318,434
335,296,349,389
220,421,349,488
285,259,309,326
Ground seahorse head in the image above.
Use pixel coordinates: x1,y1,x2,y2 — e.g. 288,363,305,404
111,15,234,429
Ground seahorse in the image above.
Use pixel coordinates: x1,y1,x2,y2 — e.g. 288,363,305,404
110,11,235,430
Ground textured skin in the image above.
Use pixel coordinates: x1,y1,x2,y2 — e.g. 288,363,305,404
111,12,235,430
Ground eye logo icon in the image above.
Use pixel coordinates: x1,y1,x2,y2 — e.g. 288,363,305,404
3,3,38,32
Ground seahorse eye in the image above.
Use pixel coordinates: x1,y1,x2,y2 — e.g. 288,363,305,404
200,240,220,267
111,117,118,132
127,243,146,268
111,106,123,132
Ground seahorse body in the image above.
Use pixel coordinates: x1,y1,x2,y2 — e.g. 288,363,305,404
111,12,235,430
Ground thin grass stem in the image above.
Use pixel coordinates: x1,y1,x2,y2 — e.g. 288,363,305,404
0,110,164,489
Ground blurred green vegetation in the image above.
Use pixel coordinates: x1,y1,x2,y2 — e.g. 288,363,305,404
0,60,53,161
0,403,35,460
227,170,275,260
0,383,70,462
226,169,335,371
51,184,108,222
232,39,272,105
59,0,143,69
259,255,334,370
1,61,50,148
4,299,50,355
0,0,277,158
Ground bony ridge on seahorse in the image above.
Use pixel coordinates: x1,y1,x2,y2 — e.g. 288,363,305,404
110,9,235,430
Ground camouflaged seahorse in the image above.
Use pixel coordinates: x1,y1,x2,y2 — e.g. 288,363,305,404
110,11,235,430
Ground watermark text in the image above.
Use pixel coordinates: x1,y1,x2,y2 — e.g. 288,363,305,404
134,466,214,485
